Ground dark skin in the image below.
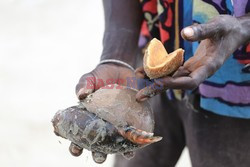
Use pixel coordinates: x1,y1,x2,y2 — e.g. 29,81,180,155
69,0,143,162
71,0,250,163
136,14,250,102
75,0,142,101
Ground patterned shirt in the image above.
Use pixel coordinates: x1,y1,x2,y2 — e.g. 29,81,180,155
139,0,250,118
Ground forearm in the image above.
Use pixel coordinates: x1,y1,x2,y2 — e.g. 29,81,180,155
101,0,143,67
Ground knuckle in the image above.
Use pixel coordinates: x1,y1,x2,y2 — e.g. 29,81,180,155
154,80,166,91
207,60,222,73
193,24,203,37
211,15,236,34
75,72,95,93
162,77,173,85
208,61,216,71
189,79,199,89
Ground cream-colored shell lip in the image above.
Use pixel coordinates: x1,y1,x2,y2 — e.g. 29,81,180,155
143,38,184,79
145,48,184,69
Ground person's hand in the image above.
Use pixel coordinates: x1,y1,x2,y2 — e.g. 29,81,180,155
69,63,135,163
136,15,250,102
75,63,135,100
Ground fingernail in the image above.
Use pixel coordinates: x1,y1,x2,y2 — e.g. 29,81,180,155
123,151,135,160
139,96,149,102
92,152,107,164
183,27,194,37
136,94,149,102
69,143,83,156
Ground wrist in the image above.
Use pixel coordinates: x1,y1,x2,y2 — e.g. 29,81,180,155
238,14,250,43
101,29,139,68
98,59,135,71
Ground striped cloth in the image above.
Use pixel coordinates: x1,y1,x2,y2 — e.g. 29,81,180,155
139,0,250,118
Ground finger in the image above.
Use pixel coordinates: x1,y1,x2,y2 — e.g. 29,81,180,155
136,67,209,101
181,20,222,41
160,76,198,90
136,76,193,102
92,151,107,164
75,73,96,100
135,67,147,79
164,66,209,90
69,142,83,157
172,66,190,78
190,66,210,84
136,79,166,102
123,151,135,160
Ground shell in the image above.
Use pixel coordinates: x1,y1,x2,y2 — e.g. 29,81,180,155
52,84,162,161
81,84,154,132
143,38,184,79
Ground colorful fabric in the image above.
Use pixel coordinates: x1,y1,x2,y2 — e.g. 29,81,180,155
139,0,250,118
139,0,178,52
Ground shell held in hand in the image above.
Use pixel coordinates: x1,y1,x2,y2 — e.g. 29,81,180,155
52,84,162,162
143,38,184,79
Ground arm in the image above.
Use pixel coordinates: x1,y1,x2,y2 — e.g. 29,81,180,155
101,0,143,67
76,0,143,99
71,0,143,162
136,14,250,101
76,0,143,100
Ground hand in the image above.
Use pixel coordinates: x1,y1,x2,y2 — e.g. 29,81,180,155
67,0,142,162
136,15,250,102
75,63,135,100
69,63,135,163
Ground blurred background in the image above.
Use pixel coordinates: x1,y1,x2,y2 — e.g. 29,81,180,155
0,0,191,166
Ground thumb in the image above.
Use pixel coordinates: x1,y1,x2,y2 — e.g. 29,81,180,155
75,73,96,100
181,21,220,41
135,67,147,79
